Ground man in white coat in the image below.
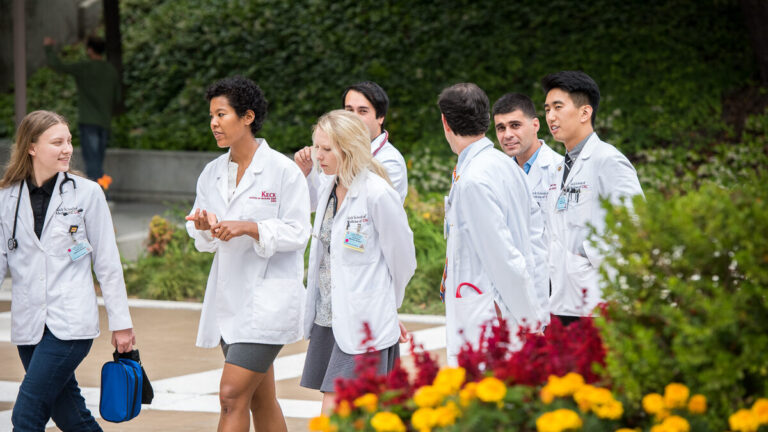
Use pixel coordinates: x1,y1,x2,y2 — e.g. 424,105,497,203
492,92,564,325
438,83,543,365
541,71,643,325
295,81,408,206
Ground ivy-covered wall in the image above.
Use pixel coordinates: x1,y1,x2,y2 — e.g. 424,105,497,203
2,0,753,156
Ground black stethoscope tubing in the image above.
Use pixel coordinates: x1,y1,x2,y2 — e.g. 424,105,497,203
7,172,76,251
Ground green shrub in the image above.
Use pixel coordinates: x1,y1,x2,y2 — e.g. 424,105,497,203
124,216,212,301
401,189,446,315
595,175,768,429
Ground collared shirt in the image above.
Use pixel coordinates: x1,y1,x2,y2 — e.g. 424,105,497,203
566,132,593,162
28,175,58,239
516,143,543,174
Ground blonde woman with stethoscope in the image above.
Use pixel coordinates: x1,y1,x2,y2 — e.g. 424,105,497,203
0,110,135,431
299,110,416,413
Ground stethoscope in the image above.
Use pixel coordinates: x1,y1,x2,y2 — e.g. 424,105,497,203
7,172,76,251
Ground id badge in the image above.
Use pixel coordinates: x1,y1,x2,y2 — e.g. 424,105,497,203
68,241,93,262
556,194,568,212
343,230,367,252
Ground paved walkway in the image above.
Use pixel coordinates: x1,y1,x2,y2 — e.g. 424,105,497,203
0,201,449,431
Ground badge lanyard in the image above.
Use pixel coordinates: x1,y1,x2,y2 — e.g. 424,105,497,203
371,131,389,157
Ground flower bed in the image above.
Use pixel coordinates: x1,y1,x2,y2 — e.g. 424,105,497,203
309,318,768,432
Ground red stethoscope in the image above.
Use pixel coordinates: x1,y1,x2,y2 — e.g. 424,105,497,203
455,282,483,298
371,131,389,157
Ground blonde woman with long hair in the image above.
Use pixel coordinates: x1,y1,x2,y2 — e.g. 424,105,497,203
0,110,134,430
300,110,416,413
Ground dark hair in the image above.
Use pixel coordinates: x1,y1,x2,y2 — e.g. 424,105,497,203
492,92,537,119
541,71,600,126
341,81,389,119
86,36,106,55
205,76,268,135
437,83,490,136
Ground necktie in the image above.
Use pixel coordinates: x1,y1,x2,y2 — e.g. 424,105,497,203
562,152,573,189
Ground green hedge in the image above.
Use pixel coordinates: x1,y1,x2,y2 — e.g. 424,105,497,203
3,0,753,158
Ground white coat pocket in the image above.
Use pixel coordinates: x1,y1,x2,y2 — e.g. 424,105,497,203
451,289,495,350
340,222,377,266
49,212,86,257
63,283,99,336
252,279,302,332
243,201,278,222
565,188,593,228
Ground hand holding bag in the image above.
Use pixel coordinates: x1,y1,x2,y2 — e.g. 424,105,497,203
99,349,153,423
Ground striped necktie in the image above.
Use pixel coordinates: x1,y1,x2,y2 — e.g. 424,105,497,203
561,152,573,189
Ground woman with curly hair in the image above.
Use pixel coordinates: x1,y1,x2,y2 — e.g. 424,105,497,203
185,76,310,431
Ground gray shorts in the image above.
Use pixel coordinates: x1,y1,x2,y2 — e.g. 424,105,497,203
300,323,399,393
220,340,283,373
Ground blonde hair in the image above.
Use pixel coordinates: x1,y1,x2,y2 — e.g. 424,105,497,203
0,110,74,188
313,110,391,189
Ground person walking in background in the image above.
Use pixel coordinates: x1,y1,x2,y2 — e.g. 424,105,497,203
44,36,121,182
185,76,310,432
0,110,135,431
492,92,564,325
300,110,416,414
541,71,643,325
295,81,408,206
439,83,544,366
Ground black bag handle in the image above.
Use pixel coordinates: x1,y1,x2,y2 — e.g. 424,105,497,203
112,349,154,404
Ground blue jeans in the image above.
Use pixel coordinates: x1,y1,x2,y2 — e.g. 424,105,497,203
79,123,109,181
13,327,101,432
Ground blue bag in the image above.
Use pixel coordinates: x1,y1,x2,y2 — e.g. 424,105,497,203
99,351,143,423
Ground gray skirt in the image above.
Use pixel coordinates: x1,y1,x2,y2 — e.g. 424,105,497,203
300,323,399,393
220,339,283,374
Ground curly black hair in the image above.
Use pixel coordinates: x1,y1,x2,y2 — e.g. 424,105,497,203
205,76,268,135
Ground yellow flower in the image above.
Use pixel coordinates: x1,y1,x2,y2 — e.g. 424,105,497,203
422,212,431,220
753,398,768,424
433,367,466,396
336,400,352,418
353,393,378,413
687,394,706,414
660,415,690,432
573,385,597,412
541,386,555,404
544,373,585,398
642,393,665,415
729,409,759,432
411,408,438,432
615,429,639,432
370,411,406,432
536,409,583,432
476,377,507,403
308,415,335,432
414,385,444,408
573,384,614,414
435,401,460,427
650,425,673,432
663,383,689,409
459,382,477,407
594,399,624,420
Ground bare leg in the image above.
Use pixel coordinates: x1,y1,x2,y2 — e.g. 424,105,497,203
218,362,265,432
320,392,336,416
250,365,287,432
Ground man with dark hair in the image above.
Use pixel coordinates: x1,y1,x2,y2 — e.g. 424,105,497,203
492,92,564,324
439,83,543,365
295,81,408,204
541,71,643,325
44,36,121,182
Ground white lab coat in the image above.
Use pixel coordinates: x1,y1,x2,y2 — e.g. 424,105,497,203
304,169,416,354
522,141,564,324
444,138,543,365
0,172,132,345
187,140,311,348
306,131,408,209
546,133,643,317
